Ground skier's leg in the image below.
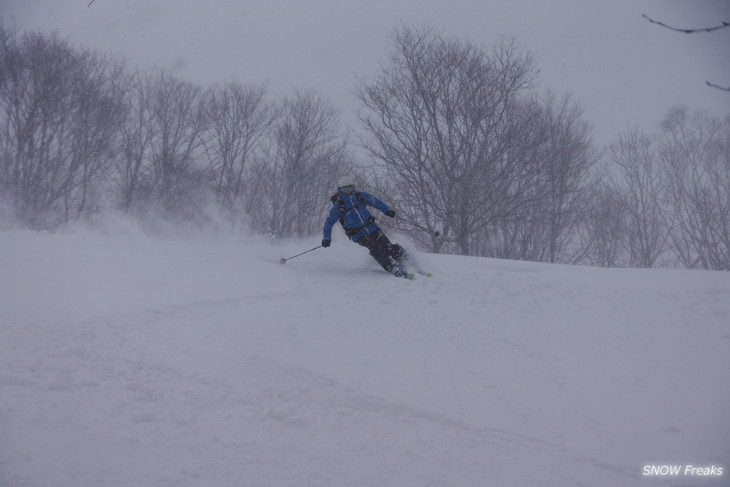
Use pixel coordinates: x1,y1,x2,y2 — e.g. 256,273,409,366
389,243,408,265
372,230,408,269
358,230,398,272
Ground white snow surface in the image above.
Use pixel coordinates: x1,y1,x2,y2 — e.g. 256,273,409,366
1,225,729,487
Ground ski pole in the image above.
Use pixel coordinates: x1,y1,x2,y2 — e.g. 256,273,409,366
395,215,441,237
280,245,322,264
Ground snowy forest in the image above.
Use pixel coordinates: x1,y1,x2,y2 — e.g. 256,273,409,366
1,21,728,270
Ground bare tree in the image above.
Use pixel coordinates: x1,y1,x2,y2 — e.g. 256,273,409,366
67,51,127,219
358,25,539,255
0,28,124,229
261,89,350,237
577,182,629,267
0,21,12,105
472,96,545,259
609,128,669,267
204,82,272,216
659,106,730,270
541,93,597,262
145,71,208,220
500,91,596,262
115,70,155,212
0,21,20,218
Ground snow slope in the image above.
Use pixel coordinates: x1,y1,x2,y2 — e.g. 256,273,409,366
1,226,729,487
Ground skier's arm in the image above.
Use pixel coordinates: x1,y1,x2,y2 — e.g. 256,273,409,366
360,192,392,215
322,204,340,241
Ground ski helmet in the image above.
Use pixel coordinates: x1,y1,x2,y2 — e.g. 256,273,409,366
337,176,355,193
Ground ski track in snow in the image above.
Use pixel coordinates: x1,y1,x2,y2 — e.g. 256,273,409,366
1,229,729,486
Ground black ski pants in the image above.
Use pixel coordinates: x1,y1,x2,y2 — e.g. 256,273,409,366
356,228,406,272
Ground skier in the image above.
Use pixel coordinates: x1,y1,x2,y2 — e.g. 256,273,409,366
321,178,410,278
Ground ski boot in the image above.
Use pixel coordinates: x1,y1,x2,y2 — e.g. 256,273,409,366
391,266,414,280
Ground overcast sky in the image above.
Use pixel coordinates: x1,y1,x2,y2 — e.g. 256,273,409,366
3,0,729,144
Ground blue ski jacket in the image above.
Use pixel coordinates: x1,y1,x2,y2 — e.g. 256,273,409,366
323,190,392,242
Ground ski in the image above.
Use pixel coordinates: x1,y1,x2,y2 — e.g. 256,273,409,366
401,254,431,278
396,270,429,279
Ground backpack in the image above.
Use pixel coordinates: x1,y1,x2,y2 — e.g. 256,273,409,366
330,191,375,237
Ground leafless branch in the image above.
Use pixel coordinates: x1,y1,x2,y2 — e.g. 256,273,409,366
643,14,730,93
706,81,730,92
642,14,730,34
88,0,97,7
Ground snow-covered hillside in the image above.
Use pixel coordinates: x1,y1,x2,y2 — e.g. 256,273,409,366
1,225,728,487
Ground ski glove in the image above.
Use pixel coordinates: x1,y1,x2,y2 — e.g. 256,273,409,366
385,210,396,218
321,239,331,248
